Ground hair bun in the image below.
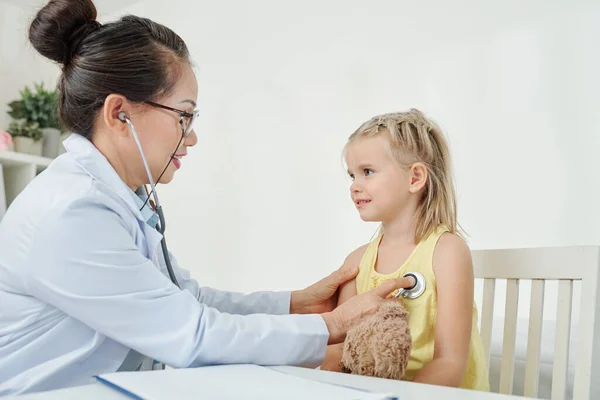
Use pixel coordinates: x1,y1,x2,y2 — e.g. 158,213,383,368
29,0,99,65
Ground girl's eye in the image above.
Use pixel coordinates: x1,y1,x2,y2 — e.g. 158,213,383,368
364,169,373,176
348,173,355,181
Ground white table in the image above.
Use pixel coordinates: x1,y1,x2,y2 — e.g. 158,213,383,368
7,383,129,400
270,367,535,399
11,366,536,399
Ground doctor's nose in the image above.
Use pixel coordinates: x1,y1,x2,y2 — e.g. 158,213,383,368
185,130,198,147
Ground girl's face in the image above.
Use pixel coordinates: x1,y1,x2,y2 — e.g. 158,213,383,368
345,135,413,223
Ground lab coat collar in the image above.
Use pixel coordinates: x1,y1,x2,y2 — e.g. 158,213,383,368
62,134,151,227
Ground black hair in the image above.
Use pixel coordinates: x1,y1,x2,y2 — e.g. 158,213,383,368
29,0,191,139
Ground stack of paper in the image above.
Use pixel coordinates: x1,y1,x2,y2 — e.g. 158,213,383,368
96,364,397,400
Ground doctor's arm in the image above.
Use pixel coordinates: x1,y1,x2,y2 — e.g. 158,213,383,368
171,253,359,316
168,256,292,315
26,199,330,368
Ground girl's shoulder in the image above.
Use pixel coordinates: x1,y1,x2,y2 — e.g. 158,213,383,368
343,228,384,265
344,242,370,267
435,231,470,253
432,231,473,276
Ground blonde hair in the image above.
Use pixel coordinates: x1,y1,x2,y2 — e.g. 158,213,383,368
346,108,464,243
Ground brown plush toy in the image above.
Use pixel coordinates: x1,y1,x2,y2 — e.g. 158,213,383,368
339,301,412,380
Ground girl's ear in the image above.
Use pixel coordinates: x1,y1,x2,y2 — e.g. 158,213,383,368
409,162,428,194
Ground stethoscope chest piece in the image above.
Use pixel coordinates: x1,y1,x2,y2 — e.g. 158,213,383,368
395,272,426,299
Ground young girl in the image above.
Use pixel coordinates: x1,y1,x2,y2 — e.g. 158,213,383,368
321,109,489,391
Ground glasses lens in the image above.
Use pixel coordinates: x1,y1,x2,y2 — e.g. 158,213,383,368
184,111,198,137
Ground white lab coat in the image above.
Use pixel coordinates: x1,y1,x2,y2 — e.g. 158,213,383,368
0,134,329,395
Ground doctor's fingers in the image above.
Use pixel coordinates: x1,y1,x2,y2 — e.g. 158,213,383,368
331,263,359,284
373,276,416,299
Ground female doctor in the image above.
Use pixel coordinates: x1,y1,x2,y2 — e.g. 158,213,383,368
0,0,413,396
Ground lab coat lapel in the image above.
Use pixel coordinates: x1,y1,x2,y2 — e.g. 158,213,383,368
140,222,163,264
63,134,148,225
63,134,164,265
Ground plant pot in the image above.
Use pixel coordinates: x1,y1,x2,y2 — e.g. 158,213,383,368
42,127,61,158
14,137,42,156
57,133,71,155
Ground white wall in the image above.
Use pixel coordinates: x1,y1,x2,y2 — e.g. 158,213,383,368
0,1,60,131
117,0,600,328
136,0,600,300
4,0,600,325
0,0,142,131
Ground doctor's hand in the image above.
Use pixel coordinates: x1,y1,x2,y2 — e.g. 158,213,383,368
320,277,414,345
289,264,359,315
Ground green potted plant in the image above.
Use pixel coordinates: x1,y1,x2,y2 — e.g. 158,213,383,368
7,82,65,158
6,119,43,156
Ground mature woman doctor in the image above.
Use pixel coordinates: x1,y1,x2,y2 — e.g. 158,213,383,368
0,0,412,396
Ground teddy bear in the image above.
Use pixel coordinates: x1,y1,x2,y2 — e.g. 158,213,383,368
339,301,412,380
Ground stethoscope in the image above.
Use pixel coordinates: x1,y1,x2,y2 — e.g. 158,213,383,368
394,272,426,299
117,111,427,300
119,112,180,288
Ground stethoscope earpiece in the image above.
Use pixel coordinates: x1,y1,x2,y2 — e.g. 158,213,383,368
395,271,426,299
118,112,129,122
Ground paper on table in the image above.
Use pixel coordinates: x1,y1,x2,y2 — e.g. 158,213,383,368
96,364,397,400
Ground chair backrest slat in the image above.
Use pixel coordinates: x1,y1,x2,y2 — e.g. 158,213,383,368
480,278,496,370
551,280,573,400
523,279,545,398
499,278,519,394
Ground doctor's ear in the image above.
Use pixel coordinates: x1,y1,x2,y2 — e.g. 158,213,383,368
103,94,132,137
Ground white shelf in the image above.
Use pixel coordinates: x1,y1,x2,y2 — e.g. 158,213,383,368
0,150,55,215
0,150,53,170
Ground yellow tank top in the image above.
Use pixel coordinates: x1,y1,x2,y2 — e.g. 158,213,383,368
355,226,490,391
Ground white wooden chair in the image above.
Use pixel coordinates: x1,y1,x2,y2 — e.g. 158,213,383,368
472,246,600,400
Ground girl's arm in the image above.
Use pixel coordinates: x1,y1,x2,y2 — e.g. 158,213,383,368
412,233,474,387
319,245,366,371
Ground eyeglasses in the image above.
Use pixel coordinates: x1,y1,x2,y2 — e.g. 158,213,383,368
144,101,199,137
